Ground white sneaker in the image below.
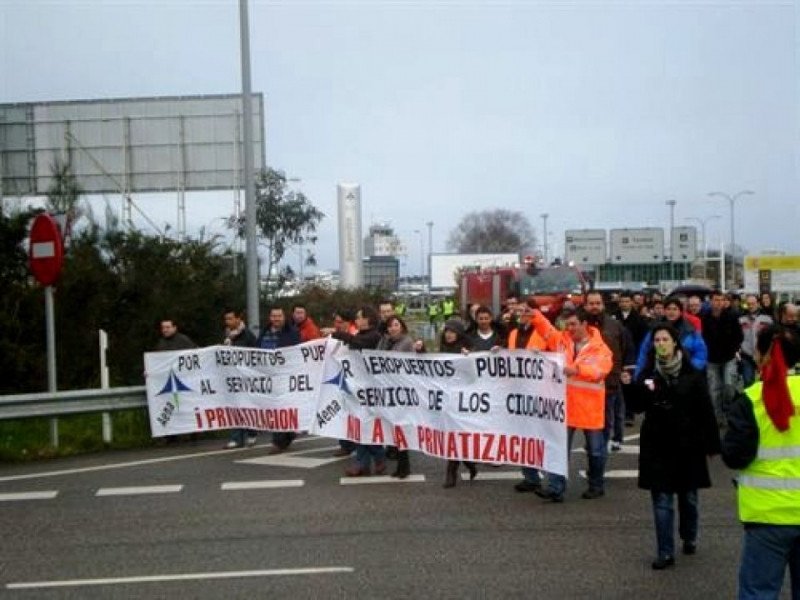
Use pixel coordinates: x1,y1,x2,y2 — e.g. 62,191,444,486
610,442,622,452
246,436,258,447
225,440,241,450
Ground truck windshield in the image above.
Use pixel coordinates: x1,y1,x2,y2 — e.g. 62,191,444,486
519,267,581,295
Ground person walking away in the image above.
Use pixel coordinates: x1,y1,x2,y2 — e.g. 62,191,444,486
222,308,258,449
377,315,416,478
632,324,720,570
439,319,478,488
722,324,800,599
257,307,301,454
530,306,613,502
702,290,745,426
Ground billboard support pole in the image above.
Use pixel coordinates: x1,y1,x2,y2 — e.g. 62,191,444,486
45,285,59,448
177,116,187,240
239,0,260,334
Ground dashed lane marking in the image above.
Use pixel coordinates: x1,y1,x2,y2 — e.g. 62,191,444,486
95,485,183,497
221,480,305,491
339,474,426,485
5,567,355,590
0,491,58,502
459,471,519,481
579,469,638,479
236,446,351,469
0,435,324,483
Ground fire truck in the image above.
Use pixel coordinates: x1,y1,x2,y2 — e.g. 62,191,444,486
458,259,589,320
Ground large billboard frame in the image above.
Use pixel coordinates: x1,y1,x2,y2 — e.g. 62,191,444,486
609,228,665,265
0,93,266,198
564,229,607,266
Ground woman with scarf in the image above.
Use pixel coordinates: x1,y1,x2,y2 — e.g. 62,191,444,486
439,319,478,488
377,315,416,478
632,324,720,570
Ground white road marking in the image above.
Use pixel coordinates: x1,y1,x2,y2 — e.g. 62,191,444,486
0,491,58,501
0,435,324,483
237,453,350,469
623,433,641,442
339,474,426,485
6,567,355,590
579,469,638,479
95,485,183,497
459,471,518,481
221,480,305,491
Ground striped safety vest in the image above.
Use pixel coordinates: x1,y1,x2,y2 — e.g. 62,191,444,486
737,375,800,525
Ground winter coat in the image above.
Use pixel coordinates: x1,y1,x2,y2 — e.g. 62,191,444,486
331,327,381,350
632,358,720,492
701,310,744,364
155,332,197,352
377,333,415,352
635,317,707,379
257,323,300,349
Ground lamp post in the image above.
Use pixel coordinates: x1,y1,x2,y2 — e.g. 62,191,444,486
666,199,676,282
708,190,754,289
426,221,433,284
685,215,721,281
540,213,549,264
414,229,424,279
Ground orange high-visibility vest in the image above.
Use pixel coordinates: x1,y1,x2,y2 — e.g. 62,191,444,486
507,327,546,351
532,312,613,430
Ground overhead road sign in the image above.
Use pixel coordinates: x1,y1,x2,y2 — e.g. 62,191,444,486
670,226,697,263
1,94,266,196
564,229,607,265
610,228,664,264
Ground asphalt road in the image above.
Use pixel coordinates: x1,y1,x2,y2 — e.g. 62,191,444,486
0,430,787,599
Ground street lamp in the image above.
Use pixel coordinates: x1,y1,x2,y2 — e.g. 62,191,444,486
685,215,722,281
414,229,424,279
708,190,754,289
666,199,676,281
540,213,549,264
426,221,433,283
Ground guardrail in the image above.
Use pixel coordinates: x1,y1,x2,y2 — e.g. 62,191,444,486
0,386,147,421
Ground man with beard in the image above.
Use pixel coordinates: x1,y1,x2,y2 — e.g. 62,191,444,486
584,292,636,452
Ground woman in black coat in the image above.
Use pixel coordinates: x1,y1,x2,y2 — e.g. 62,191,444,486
439,319,478,488
632,324,720,570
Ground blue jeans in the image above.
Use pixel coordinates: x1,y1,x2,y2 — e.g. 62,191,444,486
707,359,739,424
521,466,542,485
339,439,357,453
548,427,607,496
739,355,757,390
604,390,625,445
650,490,698,559
354,444,386,470
271,431,296,449
739,524,800,600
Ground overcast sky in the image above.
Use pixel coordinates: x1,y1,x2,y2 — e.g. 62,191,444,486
2,0,797,275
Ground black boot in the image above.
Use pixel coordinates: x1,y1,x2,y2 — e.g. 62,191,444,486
392,451,410,479
465,461,477,481
443,461,458,488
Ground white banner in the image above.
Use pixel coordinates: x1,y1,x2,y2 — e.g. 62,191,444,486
311,342,568,475
144,339,568,475
144,340,328,437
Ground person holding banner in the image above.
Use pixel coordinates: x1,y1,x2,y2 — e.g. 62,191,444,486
530,306,613,502
222,308,259,449
378,315,416,478
632,324,720,570
440,319,478,488
258,307,302,455
331,306,386,476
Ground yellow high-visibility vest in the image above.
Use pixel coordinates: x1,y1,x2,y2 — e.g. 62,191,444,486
737,376,800,525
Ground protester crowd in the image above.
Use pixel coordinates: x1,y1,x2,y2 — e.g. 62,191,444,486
155,289,800,596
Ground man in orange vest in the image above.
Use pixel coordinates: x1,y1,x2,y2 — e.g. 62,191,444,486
531,305,614,502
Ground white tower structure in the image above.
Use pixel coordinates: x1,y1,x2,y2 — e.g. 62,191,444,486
337,183,364,288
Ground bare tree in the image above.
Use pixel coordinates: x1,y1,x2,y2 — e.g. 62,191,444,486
447,209,536,254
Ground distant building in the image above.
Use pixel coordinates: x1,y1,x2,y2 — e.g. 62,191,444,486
363,256,399,291
364,222,405,258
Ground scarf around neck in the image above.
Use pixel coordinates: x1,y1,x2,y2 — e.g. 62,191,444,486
656,350,683,380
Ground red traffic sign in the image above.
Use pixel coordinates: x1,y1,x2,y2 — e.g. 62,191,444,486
29,213,65,286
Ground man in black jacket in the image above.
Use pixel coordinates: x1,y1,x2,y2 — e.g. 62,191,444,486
258,307,301,454
223,308,259,449
702,290,745,426
155,318,197,352
331,306,384,475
